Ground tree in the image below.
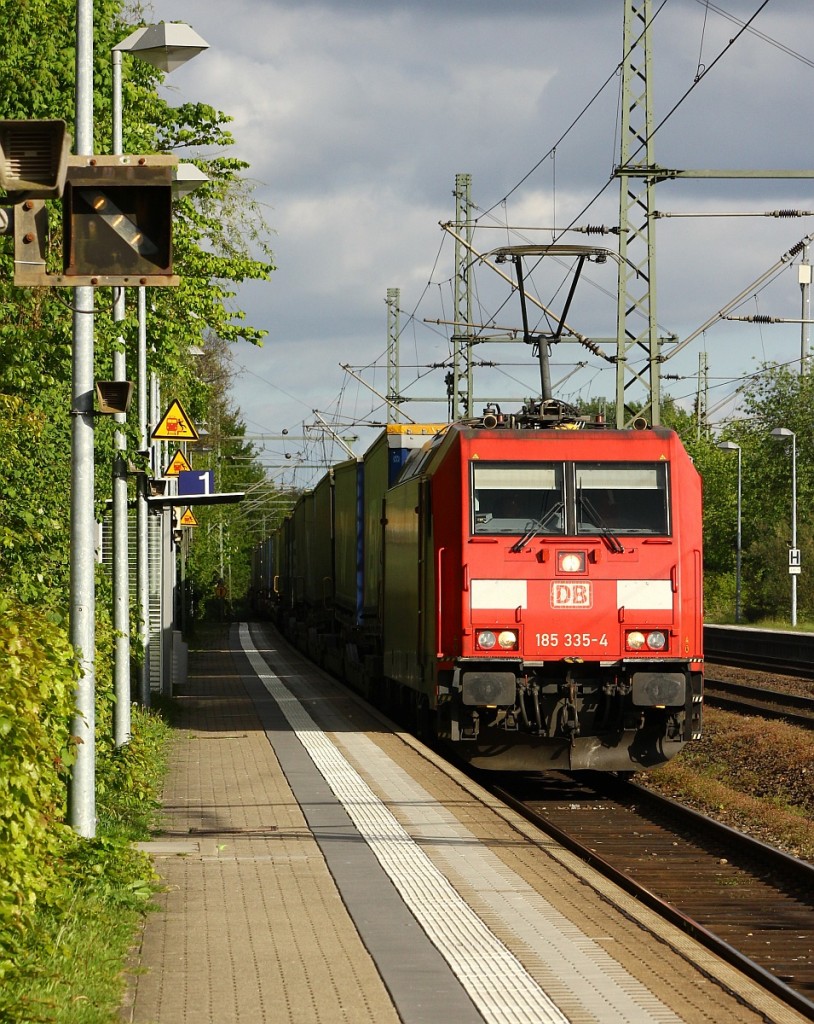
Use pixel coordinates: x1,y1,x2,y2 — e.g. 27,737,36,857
178,336,269,620
0,0,275,619
703,364,814,623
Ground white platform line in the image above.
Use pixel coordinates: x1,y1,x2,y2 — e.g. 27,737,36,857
240,625,568,1024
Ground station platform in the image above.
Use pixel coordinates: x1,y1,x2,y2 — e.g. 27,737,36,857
121,621,808,1024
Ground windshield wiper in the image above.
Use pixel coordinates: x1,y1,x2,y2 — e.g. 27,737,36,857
510,501,564,552
578,492,625,553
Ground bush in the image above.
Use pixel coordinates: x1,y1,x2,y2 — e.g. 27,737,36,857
0,595,78,978
0,591,171,1020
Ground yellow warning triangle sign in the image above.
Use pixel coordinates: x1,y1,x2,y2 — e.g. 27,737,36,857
151,399,199,442
165,449,193,476
179,507,199,527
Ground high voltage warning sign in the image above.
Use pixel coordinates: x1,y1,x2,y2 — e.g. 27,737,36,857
179,507,199,527
165,449,193,476
151,399,199,441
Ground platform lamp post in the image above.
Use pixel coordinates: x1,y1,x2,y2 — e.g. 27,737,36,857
69,0,97,838
111,23,209,726
770,427,797,627
716,441,742,623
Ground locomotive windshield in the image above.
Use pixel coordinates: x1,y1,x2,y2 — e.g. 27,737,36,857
575,463,668,535
471,460,669,537
472,463,565,535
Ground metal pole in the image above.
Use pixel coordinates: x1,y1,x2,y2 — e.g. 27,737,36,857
161,507,173,695
152,374,167,696
386,288,400,424
735,447,742,624
616,0,661,427
801,244,811,374
69,0,97,838
136,287,151,705
452,172,473,419
791,433,797,627
717,440,742,623
111,47,131,746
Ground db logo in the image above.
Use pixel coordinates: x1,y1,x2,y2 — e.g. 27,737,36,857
551,581,593,608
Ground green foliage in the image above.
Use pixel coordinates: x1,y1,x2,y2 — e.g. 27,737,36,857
0,0,275,501
701,363,814,623
0,707,170,1022
0,595,78,978
3,865,152,1023
0,396,73,612
178,337,276,621
0,0,276,618
96,703,170,838
0,0,272,1014
0,595,170,1010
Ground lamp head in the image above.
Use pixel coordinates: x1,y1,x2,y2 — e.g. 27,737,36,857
114,22,209,73
173,163,209,199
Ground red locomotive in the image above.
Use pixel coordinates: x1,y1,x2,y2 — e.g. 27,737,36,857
256,399,703,772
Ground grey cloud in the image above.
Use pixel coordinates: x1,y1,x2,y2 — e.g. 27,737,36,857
149,0,814,457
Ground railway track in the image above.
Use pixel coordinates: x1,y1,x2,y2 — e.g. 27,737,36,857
490,771,814,1020
704,677,814,728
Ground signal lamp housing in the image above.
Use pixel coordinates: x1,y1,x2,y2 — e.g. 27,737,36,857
62,155,177,285
0,119,71,199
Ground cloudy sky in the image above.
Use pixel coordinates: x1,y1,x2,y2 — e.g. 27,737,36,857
145,0,813,485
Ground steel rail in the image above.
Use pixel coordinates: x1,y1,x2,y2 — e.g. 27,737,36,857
491,779,814,1021
704,677,814,728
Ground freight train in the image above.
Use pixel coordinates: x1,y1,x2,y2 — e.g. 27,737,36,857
253,399,703,772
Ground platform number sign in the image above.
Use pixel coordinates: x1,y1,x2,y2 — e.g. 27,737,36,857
178,470,214,496
789,548,802,575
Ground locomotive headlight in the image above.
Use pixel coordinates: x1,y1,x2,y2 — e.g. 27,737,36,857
626,630,646,651
557,551,586,573
625,629,668,652
476,629,497,650
497,630,518,650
